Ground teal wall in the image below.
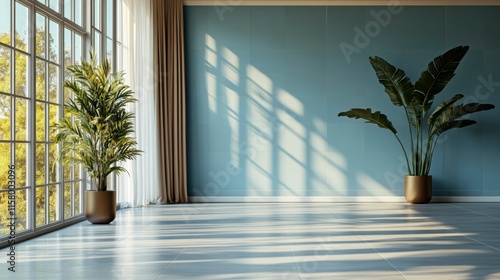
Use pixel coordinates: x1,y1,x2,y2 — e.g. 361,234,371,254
184,6,500,198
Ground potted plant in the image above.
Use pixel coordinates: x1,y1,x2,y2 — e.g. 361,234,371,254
56,52,142,223
338,46,495,204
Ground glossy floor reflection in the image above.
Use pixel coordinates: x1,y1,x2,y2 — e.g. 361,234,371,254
2,203,500,279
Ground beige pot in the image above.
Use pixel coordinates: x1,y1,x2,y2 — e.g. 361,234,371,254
85,190,116,224
405,175,432,204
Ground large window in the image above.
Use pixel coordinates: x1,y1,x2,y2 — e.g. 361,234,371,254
0,0,116,247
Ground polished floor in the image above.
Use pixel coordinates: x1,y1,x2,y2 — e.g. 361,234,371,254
2,203,500,280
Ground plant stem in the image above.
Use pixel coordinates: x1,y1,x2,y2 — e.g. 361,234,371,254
394,134,412,175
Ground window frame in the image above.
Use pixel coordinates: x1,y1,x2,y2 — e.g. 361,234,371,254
0,0,104,248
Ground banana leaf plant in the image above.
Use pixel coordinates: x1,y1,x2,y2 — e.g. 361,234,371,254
55,52,142,191
338,46,495,176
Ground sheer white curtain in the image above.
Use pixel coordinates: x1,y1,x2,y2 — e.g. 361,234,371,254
116,0,159,208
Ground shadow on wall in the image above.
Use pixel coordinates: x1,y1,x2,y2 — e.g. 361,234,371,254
185,6,500,199
187,32,400,198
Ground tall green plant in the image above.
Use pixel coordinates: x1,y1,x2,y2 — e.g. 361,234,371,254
338,46,495,176
56,52,142,191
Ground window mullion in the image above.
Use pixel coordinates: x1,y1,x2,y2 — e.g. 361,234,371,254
113,0,117,70
27,0,37,233
57,19,64,222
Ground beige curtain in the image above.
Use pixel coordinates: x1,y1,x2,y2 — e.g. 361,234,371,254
153,0,189,204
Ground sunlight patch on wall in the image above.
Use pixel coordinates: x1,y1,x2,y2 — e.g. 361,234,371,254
205,34,218,113
225,87,240,164
357,173,395,196
206,72,217,113
278,88,303,117
279,150,306,196
313,117,327,138
247,65,274,119
205,34,217,68
221,47,239,86
246,65,276,195
278,96,306,196
310,132,346,195
248,65,273,93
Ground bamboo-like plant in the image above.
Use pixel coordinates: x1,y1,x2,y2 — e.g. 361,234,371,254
56,52,142,191
338,46,495,176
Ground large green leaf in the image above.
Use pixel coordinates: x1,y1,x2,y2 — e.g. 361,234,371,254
414,46,469,112
370,56,418,127
431,103,495,137
428,94,464,124
433,119,477,136
338,108,397,134
369,56,415,108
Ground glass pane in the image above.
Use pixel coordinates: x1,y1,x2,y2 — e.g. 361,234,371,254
15,189,28,231
15,51,28,96
49,104,58,141
64,28,72,69
36,187,46,226
75,0,82,26
93,30,101,63
64,0,72,20
15,2,29,51
94,0,101,30
48,184,58,222
63,32,71,101
36,13,46,58
0,143,12,190
74,162,80,180
49,20,59,63
75,33,82,63
116,0,121,42
36,59,46,100
14,143,27,187
106,0,113,37
74,180,80,214
0,0,11,45
50,0,60,13
48,144,58,182
63,153,71,181
106,37,112,67
64,183,72,218
0,192,10,236
0,46,11,94
38,0,47,5
116,42,122,71
64,85,71,102
36,102,45,141
0,94,11,140
48,64,58,103
15,97,28,140
36,143,46,185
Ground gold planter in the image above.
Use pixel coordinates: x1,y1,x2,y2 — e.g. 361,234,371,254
405,176,432,204
85,190,116,224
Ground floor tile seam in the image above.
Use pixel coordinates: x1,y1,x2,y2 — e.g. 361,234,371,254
81,219,158,258
326,210,409,280
448,204,500,222
278,214,304,280
154,212,219,280
422,216,500,254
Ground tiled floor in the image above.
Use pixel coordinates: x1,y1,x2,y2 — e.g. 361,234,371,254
2,203,500,280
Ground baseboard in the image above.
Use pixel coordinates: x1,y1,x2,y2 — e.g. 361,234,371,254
431,196,500,203
189,196,500,203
